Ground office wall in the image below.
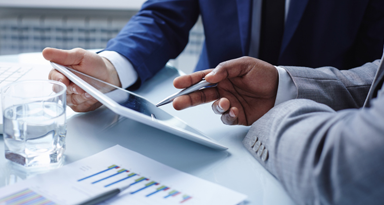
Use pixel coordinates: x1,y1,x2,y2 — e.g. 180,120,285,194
0,8,135,54
0,0,146,10
0,6,204,74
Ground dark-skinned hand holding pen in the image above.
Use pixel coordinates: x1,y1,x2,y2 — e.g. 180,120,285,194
172,56,279,126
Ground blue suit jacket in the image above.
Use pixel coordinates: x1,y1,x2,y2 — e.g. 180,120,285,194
105,0,384,86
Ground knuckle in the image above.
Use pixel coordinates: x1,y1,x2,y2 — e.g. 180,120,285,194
66,96,73,105
199,91,207,103
72,48,85,56
197,70,206,76
217,62,227,68
189,91,205,106
72,48,84,52
50,70,59,80
71,95,81,106
188,95,195,107
85,99,97,107
239,56,249,61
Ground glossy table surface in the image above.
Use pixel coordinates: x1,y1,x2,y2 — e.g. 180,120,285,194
0,52,296,205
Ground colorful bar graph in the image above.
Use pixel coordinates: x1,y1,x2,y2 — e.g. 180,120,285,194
146,185,169,197
78,165,119,181
91,169,128,184
76,165,194,203
180,195,192,203
0,188,56,205
130,177,148,186
104,173,137,187
164,190,180,198
131,181,159,194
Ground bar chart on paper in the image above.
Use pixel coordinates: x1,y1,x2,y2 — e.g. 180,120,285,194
0,145,246,205
75,164,194,204
0,188,56,205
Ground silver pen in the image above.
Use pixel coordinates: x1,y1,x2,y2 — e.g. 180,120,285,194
156,79,217,107
76,184,131,205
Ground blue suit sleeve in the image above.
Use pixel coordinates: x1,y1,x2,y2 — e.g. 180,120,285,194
105,0,199,85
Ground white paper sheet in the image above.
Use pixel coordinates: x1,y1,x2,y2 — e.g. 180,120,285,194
0,145,247,205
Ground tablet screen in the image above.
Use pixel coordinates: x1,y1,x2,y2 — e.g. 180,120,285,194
61,66,210,139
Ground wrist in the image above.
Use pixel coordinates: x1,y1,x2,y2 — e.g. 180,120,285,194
102,57,122,87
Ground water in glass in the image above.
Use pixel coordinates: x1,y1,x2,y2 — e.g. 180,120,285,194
3,101,66,167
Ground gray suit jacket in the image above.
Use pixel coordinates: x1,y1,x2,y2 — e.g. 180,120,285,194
243,57,384,205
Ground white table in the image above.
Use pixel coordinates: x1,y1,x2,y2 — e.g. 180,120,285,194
0,52,296,205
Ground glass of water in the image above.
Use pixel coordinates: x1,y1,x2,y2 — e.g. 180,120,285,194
1,80,67,167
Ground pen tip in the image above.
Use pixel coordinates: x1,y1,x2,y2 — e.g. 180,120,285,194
155,102,163,107
156,103,165,107
155,99,172,107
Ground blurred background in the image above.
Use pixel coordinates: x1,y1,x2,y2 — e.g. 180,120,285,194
0,0,204,74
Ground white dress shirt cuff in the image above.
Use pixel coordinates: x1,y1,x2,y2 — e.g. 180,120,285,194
274,66,297,106
98,51,138,89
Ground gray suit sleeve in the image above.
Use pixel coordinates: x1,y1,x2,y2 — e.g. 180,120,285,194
243,92,384,205
283,60,380,110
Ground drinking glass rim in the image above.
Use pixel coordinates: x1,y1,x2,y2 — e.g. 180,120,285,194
1,80,67,100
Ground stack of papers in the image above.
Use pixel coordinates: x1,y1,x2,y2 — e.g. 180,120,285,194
0,145,246,205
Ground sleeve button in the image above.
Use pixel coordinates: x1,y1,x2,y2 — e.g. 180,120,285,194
257,145,265,157
262,149,268,161
251,137,258,148
253,141,261,152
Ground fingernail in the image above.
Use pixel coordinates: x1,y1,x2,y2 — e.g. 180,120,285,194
217,104,225,113
84,92,91,98
72,87,78,94
229,109,236,118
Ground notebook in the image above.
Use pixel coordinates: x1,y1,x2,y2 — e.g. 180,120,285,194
0,62,52,134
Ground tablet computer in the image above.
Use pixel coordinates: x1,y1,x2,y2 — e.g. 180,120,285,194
51,62,227,150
